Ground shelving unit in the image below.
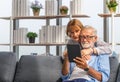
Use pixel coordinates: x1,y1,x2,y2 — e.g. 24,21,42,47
13,15,89,19
0,0,90,59
13,43,67,46
0,17,13,51
12,14,89,58
98,13,120,17
98,13,120,51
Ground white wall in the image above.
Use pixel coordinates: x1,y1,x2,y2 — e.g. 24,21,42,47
0,0,120,59
0,0,12,51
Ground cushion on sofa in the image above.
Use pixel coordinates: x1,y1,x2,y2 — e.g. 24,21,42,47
0,52,16,82
14,55,62,82
108,56,119,82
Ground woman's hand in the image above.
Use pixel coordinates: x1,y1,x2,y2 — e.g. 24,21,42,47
81,48,92,60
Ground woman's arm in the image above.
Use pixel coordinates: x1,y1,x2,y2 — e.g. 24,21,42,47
95,38,112,55
81,39,112,56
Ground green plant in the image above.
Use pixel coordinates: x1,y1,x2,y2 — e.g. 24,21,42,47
60,5,68,14
106,0,118,13
106,0,118,8
27,32,38,38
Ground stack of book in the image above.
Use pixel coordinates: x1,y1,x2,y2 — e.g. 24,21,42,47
45,0,58,16
12,0,29,17
70,0,82,15
39,25,66,43
13,28,28,44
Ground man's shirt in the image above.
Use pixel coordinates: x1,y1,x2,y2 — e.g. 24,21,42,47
61,54,110,82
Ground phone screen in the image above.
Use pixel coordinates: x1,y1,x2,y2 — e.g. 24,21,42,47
67,44,81,62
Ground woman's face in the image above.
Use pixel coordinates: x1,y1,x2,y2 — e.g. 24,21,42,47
70,29,81,42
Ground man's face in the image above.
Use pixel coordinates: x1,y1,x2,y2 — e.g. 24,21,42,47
80,29,97,49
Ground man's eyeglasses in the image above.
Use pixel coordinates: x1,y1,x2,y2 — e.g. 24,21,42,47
80,35,95,40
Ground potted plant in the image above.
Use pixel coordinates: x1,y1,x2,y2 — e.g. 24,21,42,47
31,0,43,16
27,32,38,43
60,5,68,15
106,0,118,13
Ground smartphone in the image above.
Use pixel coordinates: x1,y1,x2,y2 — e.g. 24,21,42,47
67,44,81,62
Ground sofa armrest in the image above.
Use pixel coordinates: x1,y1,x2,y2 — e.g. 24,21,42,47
116,64,120,82
0,52,16,82
108,56,119,82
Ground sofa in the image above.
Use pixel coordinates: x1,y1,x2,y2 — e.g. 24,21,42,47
0,52,120,82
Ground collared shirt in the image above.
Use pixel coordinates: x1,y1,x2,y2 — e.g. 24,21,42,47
61,54,110,82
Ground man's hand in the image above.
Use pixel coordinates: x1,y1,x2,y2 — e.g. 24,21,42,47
73,57,88,70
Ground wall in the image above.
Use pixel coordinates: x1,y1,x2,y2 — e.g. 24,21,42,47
0,0,120,60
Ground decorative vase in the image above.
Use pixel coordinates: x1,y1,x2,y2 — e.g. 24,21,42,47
109,7,117,14
29,37,35,43
32,9,40,16
60,10,68,15
60,5,68,15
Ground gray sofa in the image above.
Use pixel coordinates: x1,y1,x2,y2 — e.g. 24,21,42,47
0,52,120,82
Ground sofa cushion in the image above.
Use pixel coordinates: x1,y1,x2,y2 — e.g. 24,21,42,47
0,52,16,82
14,55,62,82
108,56,119,82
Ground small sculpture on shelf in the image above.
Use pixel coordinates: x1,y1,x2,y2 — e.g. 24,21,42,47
60,5,68,15
106,0,118,14
27,32,38,43
30,0,43,16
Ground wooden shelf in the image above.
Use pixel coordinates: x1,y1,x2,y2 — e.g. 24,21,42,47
116,43,120,45
0,44,11,46
0,14,89,20
0,17,11,20
13,43,67,46
13,14,89,19
98,13,120,17
109,43,120,45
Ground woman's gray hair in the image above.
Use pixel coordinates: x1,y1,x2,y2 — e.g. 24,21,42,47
83,25,97,35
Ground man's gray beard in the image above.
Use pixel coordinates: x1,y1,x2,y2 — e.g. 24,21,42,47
81,42,94,49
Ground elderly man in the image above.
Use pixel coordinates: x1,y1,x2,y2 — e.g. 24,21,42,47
61,25,110,82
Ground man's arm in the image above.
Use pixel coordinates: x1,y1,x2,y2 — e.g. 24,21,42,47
87,66,102,81
74,57,102,81
61,50,72,81
62,50,70,75
74,55,110,82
